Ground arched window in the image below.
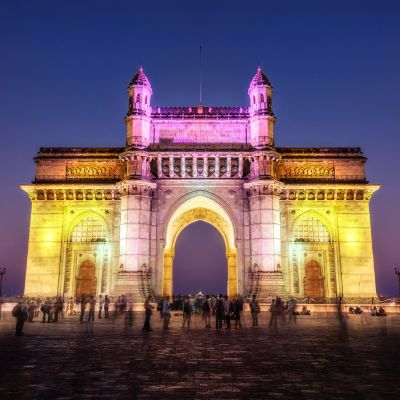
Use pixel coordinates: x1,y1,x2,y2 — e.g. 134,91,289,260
260,93,265,103
71,217,108,243
136,93,141,102
144,95,148,105
253,95,256,105
293,215,330,243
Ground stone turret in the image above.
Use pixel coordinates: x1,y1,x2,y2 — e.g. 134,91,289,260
248,67,275,148
125,66,153,148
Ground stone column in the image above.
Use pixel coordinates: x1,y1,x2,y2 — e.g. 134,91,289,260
203,155,208,177
227,249,238,298
119,181,156,272
169,156,174,178
157,155,162,178
181,155,185,177
162,249,174,298
244,180,281,271
227,155,231,178
238,155,243,178
192,156,197,177
215,156,220,178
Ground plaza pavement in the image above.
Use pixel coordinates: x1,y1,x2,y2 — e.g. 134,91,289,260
0,311,399,399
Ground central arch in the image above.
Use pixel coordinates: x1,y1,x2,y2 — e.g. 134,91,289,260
163,196,238,298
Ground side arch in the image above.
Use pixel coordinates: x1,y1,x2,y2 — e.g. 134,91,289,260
63,210,112,296
67,210,111,240
289,210,335,241
288,210,338,298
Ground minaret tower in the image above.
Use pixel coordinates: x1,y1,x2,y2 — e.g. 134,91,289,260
125,66,153,148
248,66,275,147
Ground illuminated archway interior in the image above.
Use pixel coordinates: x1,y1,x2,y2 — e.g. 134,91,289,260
163,196,238,298
173,221,228,296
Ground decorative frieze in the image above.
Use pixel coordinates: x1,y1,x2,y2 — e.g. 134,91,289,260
281,166,335,179
66,166,119,179
23,187,121,201
280,187,377,201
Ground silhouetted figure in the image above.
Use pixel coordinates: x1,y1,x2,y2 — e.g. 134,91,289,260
377,307,387,317
231,298,242,328
142,296,154,332
98,295,104,319
215,295,224,330
104,295,110,318
88,296,96,322
250,295,260,327
27,301,35,322
269,299,278,328
41,299,51,323
182,297,192,327
203,295,211,328
80,296,87,323
223,296,231,329
13,302,27,336
288,298,298,324
163,296,171,330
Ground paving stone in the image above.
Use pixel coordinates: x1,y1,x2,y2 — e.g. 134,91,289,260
0,313,399,399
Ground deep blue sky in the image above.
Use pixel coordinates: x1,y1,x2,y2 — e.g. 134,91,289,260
0,0,399,296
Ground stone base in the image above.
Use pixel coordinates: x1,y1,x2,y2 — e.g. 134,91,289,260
113,271,154,302
248,270,287,301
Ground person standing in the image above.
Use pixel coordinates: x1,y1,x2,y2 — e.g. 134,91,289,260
162,295,171,330
98,295,104,319
288,298,298,324
250,295,260,327
269,298,278,328
215,295,224,330
223,296,231,329
182,297,192,328
41,298,51,323
12,302,27,336
231,298,242,329
203,295,211,328
104,295,110,319
142,295,154,332
88,296,96,322
27,301,36,322
80,295,87,323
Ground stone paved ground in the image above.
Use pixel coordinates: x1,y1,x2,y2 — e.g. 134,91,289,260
0,311,399,400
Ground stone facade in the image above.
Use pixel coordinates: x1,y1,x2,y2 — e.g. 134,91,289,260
21,67,379,301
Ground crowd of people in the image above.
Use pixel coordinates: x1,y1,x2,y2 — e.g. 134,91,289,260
8,293,388,336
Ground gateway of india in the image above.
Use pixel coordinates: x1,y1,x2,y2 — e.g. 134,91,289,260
22,66,379,302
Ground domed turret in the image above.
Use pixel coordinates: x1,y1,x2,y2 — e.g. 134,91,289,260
248,66,273,115
249,66,272,89
125,66,153,148
129,66,153,93
127,66,152,116
248,66,275,147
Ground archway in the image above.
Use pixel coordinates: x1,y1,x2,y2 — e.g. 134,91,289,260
304,260,324,298
75,260,97,297
163,196,238,298
173,221,228,295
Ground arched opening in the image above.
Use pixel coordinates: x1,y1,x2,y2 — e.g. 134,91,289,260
304,260,324,298
63,214,110,296
173,221,227,296
290,213,336,298
75,260,97,297
163,196,238,298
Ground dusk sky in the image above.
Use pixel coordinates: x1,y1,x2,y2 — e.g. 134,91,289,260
0,0,399,296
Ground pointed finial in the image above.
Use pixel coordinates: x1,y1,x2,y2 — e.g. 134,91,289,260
139,65,143,72
257,65,261,72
